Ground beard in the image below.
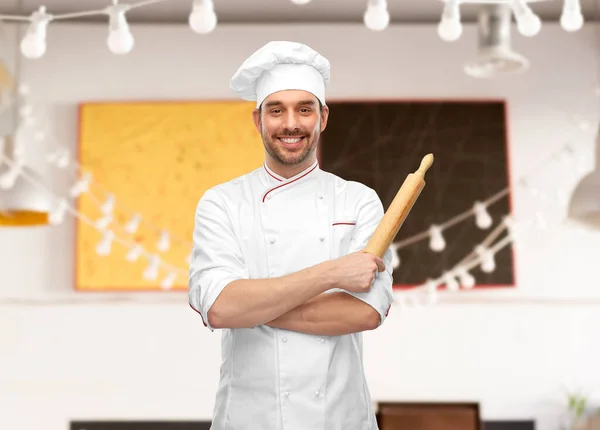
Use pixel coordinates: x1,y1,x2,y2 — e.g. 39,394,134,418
261,125,319,167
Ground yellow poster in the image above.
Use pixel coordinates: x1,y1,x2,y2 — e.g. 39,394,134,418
76,101,263,291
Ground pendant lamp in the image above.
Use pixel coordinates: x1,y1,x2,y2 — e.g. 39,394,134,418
0,134,51,227
567,123,600,230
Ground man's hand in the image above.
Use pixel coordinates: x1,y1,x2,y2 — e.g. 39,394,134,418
323,251,385,294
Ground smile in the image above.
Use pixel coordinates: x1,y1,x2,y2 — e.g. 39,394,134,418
278,136,305,147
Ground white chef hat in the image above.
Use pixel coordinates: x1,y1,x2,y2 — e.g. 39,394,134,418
229,41,331,108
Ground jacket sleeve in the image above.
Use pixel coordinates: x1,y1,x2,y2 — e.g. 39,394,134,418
344,187,394,326
188,188,249,331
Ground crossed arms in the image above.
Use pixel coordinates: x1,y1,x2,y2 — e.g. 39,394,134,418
188,188,394,336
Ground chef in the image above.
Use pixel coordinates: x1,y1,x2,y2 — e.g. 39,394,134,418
188,40,394,430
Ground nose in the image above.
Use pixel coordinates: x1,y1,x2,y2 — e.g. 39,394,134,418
283,111,300,131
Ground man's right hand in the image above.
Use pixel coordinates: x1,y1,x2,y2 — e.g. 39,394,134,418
324,251,386,294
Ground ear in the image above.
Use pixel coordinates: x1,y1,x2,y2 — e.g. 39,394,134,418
319,105,329,132
252,108,261,133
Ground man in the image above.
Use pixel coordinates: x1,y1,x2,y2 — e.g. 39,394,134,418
188,41,394,430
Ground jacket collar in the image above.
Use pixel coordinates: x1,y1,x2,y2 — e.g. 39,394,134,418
261,160,320,202
262,160,320,185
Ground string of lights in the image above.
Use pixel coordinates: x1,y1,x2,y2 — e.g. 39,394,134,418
0,0,585,59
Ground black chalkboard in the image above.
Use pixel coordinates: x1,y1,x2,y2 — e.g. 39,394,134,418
319,100,514,289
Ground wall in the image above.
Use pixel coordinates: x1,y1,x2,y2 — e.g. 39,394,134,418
1,20,600,430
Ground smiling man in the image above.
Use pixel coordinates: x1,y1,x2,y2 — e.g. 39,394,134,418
188,41,394,430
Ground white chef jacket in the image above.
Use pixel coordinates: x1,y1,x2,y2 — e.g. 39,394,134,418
189,160,394,430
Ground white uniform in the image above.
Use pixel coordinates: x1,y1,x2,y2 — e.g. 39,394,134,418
188,160,394,430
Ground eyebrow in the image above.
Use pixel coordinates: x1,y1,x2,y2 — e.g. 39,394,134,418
263,99,317,109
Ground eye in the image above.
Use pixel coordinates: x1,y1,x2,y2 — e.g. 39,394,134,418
300,107,312,113
270,109,282,114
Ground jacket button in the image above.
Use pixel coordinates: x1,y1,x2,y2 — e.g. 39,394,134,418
319,338,325,343
269,237,276,244
282,337,287,343
319,236,325,241
314,390,320,397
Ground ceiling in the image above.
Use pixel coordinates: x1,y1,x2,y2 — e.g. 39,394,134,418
0,0,598,24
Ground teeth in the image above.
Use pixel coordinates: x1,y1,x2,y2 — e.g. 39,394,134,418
280,137,302,143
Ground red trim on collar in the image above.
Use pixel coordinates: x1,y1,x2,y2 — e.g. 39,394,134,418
262,163,319,202
263,164,283,182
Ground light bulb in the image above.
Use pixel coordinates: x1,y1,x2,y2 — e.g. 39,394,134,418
107,5,134,54
437,0,462,41
364,3,390,31
157,230,170,252
189,2,218,34
101,193,115,215
291,0,312,4
429,225,446,252
144,256,160,281
424,279,438,304
474,201,492,229
96,231,114,256
126,244,142,262
20,6,51,59
49,199,68,226
107,29,134,54
161,272,177,289
443,273,460,291
437,18,462,41
481,254,496,273
475,245,495,273
95,214,113,230
512,0,542,36
560,9,583,32
456,267,475,289
125,213,141,234
20,35,46,59
391,246,400,269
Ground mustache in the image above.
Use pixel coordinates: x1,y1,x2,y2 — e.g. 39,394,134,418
274,129,309,137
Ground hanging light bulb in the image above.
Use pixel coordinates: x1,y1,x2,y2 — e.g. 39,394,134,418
0,161,23,190
20,7,52,59
101,193,115,215
291,0,312,4
96,230,114,256
157,230,170,252
364,0,390,31
390,243,400,269
107,1,134,55
161,272,177,289
189,0,218,34
560,0,584,32
95,213,113,230
423,279,438,304
124,213,141,234
126,244,142,262
428,224,446,252
510,0,542,36
473,201,493,229
475,245,496,273
455,266,475,288
69,172,91,197
437,0,462,41
143,255,160,281
48,198,69,225
443,272,460,291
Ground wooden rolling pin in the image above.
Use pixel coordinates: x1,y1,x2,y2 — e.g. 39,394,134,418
363,153,434,258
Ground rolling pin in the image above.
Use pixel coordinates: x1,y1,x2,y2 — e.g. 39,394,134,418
363,153,434,258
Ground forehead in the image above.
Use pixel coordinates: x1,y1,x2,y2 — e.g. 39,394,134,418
262,90,319,107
